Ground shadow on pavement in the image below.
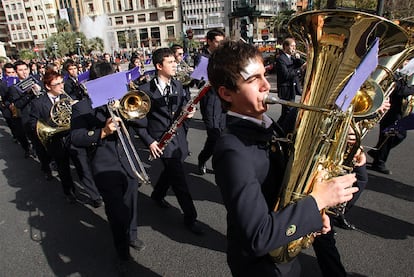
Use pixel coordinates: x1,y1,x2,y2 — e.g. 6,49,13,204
0,122,159,276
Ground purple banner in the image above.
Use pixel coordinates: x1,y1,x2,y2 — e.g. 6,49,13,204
335,38,379,111
85,72,129,108
125,67,140,83
5,76,19,87
78,71,90,83
190,56,209,81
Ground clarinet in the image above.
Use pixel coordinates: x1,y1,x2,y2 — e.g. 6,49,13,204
149,83,210,161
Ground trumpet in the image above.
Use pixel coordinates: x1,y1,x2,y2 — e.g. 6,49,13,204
107,90,152,185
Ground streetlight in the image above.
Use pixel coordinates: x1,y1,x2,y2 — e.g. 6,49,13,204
75,38,82,62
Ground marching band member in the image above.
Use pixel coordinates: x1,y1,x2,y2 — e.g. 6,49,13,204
29,69,77,202
70,61,144,272
0,63,31,156
63,59,102,208
135,47,204,235
210,40,358,276
9,60,53,180
197,29,226,175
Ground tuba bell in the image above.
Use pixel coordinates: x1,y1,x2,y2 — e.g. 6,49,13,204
267,9,409,264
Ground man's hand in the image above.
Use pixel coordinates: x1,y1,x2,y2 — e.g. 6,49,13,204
149,141,163,159
101,116,121,139
310,172,358,211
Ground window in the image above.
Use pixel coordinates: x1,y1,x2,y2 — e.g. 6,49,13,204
150,12,158,21
149,0,157,8
115,16,123,25
165,11,173,20
151,27,160,46
126,15,134,24
139,28,149,47
167,26,175,38
138,14,146,22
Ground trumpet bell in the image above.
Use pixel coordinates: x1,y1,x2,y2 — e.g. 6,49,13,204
119,90,151,120
352,79,384,117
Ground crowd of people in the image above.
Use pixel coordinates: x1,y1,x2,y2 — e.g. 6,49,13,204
0,29,412,276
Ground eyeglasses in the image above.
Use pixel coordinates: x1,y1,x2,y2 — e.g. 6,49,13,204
177,52,184,56
50,81,64,86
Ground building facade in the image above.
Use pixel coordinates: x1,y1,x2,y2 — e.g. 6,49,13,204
181,0,228,41
1,0,58,51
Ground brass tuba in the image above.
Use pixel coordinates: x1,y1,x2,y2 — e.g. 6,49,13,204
267,10,409,263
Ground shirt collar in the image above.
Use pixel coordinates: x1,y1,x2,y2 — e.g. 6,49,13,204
227,111,273,128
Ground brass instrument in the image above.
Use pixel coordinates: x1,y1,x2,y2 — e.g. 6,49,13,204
175,60,193,86
356,19,414,137
36,92,77,146
402,74,414,117
107,90,152,185
266,10,409,264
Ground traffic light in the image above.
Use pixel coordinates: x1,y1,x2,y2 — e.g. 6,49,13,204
240,18,248,41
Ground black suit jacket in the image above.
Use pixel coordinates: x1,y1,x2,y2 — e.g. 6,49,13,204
9,84,37,125
64,76,86,101
136,78,189,161
70,98,140,179
213,115,322,276
0,82,12,119
275,52,304,101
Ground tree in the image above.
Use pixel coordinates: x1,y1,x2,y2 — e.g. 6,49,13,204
45,31,103,57
268,10,296,40
56,19,71,33
18,49,36,60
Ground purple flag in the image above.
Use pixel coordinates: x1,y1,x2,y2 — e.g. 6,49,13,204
191,56,209,81
125,67,140,83
335,38,379,111
144,69,156,78
78,71,90,83
85,72,129,108
5,76,19,87
144,58,152,65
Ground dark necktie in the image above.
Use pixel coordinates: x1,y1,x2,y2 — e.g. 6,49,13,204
51,96,58,103
164,85,171,104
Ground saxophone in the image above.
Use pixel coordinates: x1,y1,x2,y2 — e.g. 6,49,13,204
267,9,409,264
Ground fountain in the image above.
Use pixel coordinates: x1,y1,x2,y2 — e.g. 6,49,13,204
80,14,111,54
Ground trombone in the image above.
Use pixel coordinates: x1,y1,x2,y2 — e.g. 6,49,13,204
106,90,152,185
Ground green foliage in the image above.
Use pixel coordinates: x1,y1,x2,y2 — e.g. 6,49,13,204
269,10,296,39
18,49,37,60
56,19,71,32
45,31,103,57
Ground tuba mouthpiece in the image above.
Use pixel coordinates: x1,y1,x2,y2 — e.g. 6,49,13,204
263,94,279,105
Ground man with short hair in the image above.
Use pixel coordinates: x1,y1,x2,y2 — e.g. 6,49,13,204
136,47,203,235
197,29,226,175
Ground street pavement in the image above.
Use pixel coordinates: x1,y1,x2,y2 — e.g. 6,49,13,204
0,73,413,276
